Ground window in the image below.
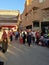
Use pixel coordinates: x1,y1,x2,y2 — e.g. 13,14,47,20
33,21,39,27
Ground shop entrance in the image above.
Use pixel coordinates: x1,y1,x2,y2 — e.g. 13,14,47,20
41,22,49,33
1,26,16,33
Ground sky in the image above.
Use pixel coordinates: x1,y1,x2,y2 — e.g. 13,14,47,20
0,0,25,13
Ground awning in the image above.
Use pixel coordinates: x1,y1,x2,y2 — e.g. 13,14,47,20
2,26,16,28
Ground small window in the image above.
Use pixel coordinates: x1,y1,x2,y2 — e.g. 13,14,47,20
33,21,39,27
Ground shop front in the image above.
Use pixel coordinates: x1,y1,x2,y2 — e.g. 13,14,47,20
0,10,20,32
41,22,49,33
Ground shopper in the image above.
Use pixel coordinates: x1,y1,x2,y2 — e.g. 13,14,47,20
27,32,31,46
2,30,8,53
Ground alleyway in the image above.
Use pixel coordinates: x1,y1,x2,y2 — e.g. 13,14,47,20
0,40,49,65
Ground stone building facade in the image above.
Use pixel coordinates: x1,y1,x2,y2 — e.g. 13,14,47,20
21,0,49,33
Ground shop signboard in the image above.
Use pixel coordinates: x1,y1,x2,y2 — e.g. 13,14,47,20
43,17,49,21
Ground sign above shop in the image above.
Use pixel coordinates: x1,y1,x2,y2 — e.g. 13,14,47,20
43,17,49,21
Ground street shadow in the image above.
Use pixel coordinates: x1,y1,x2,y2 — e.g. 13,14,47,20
0,61,4,65
0,47,2,50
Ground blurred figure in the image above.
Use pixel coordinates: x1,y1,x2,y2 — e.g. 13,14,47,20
19,31,23,44
23,32,26,44
8,30,11,43
2,30,7,41
2,30,8,53
27,31,32,47
31,30,36,44
12,31,15,41
10,30,13,41
15,31,19,40
36,31,40,45
8,30,12,41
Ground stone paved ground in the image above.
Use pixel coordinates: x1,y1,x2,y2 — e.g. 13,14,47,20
0,40,49,65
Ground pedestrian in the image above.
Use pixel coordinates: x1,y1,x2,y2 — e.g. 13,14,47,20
31,30,36,44
19,31,23,44
2,30,8,53
10,30,13,41
15,31,19,40
36,31,40,45
27,32,31,47
8,30,11,43
12,31,15,41
23,32,26,44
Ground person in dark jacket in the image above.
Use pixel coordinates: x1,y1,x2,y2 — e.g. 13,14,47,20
23,32,26,44
27,32,31,46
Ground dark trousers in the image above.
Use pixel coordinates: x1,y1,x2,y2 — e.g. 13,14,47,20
36,37,39,45
2,38,8,53
23,38,25,44
10,35,12,41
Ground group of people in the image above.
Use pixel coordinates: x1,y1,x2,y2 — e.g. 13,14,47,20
1,29,19,43
1,28,49,52
20,30,32,46
19,29,40,47
0,29,20,53
1,29,41,47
